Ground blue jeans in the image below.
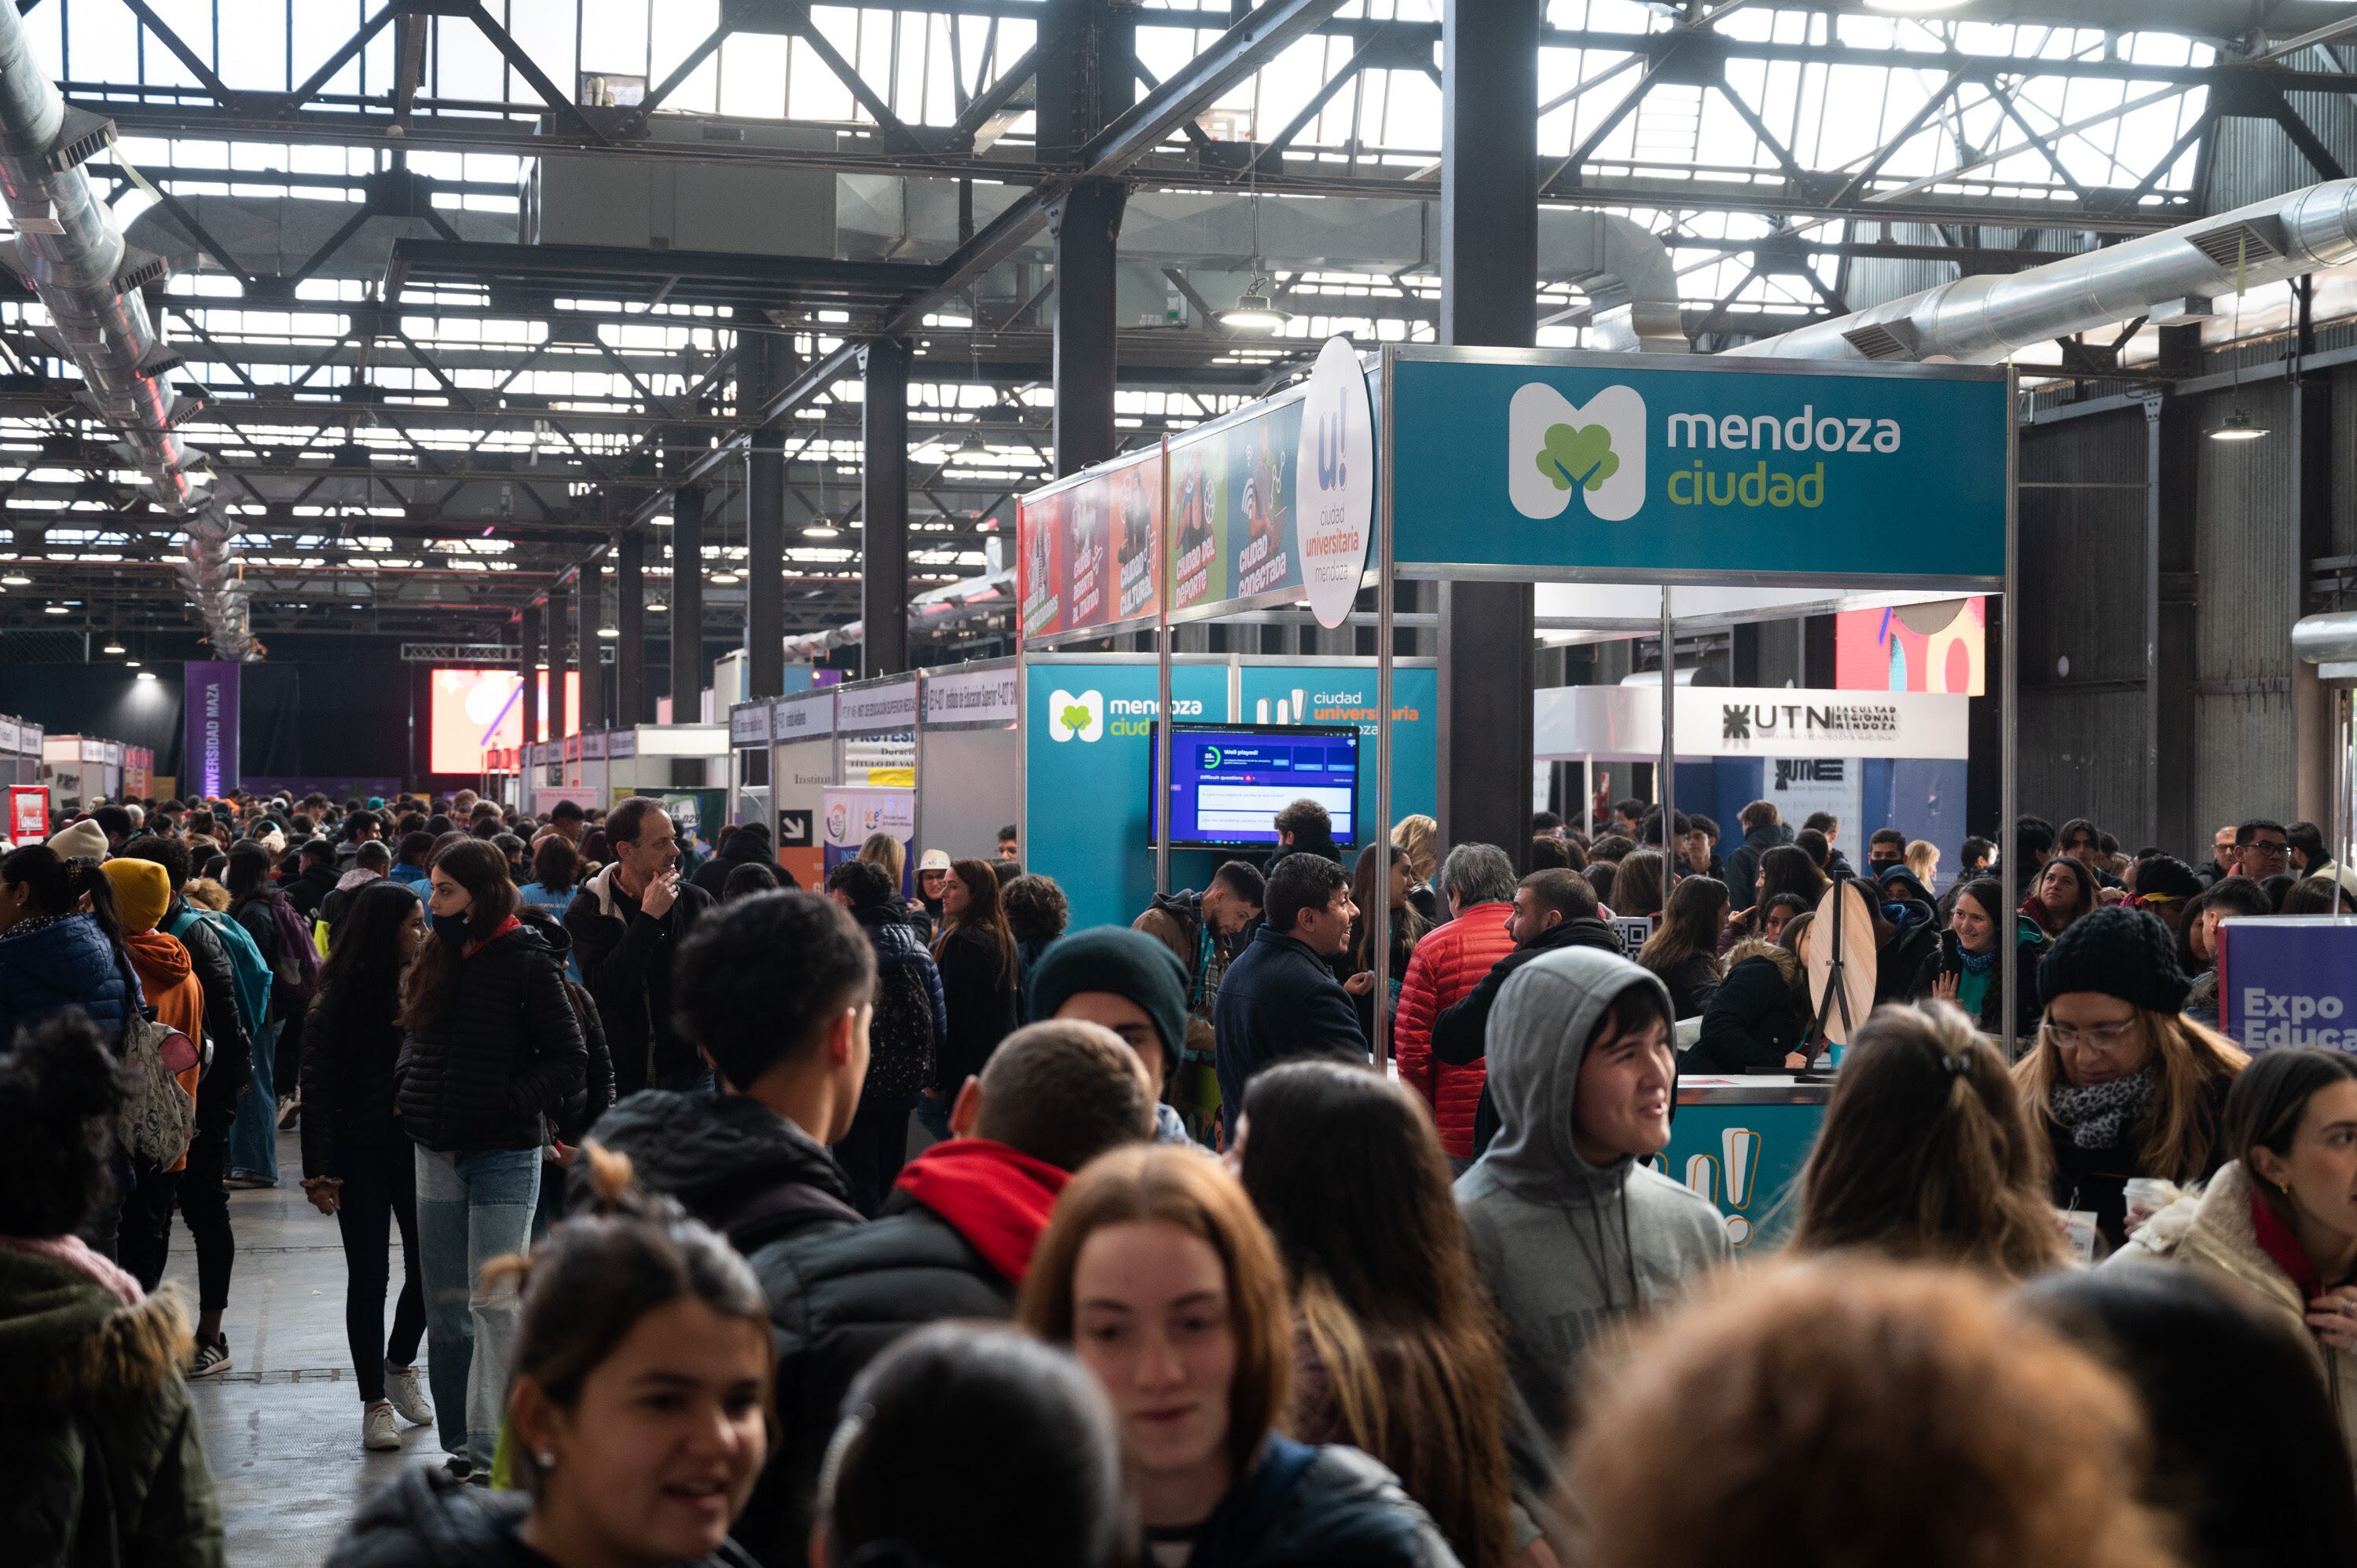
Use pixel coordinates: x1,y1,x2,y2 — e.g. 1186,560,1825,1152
227,1018,280,1183
414,1145,541,1467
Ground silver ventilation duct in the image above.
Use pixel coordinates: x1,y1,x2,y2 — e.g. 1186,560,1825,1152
0,7,253,658
1725,180,2357,365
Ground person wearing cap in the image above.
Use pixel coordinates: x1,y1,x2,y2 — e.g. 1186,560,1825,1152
1026,925,1197,1147
2124,852,2205,942
101,856,209,1293
2011,904,2249,1255
912,847,953,935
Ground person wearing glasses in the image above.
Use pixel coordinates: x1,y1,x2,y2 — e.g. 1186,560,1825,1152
2231,819,2293,884
2012,906,2249,1256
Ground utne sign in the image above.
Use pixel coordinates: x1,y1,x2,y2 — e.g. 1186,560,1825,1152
1388,350,2008,584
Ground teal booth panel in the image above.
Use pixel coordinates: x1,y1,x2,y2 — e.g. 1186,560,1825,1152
1659,1094,1827,1252
1236,663,1438,841
1389,353,2007,582
1026,661,1232,933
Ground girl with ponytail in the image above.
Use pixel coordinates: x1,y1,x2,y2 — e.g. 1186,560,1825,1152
0,843,137,1050
327,1143,772,1568
1791,1002,2070,1280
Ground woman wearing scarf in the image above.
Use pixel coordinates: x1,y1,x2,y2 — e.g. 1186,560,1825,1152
2019,855,2098,939
2011,906,2247,1256
1910,877,2044,1040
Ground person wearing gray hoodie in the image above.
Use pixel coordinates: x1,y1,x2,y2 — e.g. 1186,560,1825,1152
1455,946,1731,1446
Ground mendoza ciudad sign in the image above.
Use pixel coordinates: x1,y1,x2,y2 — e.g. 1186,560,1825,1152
1387,349,2007,581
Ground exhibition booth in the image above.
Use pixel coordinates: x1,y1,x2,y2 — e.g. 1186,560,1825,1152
1006,337,2015,1245
41,733,137,811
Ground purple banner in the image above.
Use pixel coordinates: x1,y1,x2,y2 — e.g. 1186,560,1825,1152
182,661,240,800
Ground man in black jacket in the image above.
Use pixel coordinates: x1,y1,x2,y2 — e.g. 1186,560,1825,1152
1213,852,1366,1125
1430,869,1626,1159
578,890,871,1253
565,796,717,1097
1722,800,1793,912
743,1020,1155,1568
283,837,339,919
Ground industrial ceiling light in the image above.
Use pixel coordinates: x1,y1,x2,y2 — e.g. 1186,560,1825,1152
2,573,30,585
1864,0,1967,11
596,625,619,639
42,603,67,614
804,521,842,540
125,659,140,669
646,596,669,613
1219,279,1293,332
2207,408,2267,441
102,639,126,654
135,669,157,681
709,568,742,584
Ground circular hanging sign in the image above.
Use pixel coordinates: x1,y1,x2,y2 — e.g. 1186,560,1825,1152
1293,335,1376,630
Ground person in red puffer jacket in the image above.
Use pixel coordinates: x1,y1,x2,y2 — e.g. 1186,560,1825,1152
1394,843,1520,1165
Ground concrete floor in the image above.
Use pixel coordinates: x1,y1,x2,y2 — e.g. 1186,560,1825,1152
163,1129,443,1568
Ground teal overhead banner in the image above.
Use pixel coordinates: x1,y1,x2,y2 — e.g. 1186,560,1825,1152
1025,662,1231,932
1387,350,2007,581
1237,665,1438,833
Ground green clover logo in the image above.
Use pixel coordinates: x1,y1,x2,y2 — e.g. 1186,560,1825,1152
1060,702,1092,734
1538,422,1618,494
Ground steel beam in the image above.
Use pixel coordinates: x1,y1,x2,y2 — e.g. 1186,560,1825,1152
519,599,541,748
578,549,606,731
862,338,912,677
1051,181,1125,474
743,329,790,700
670,477,706,723
1438,0,1539,869
616,528,646,726
546,574,572,738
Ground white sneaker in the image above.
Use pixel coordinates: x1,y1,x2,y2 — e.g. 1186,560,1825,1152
362,1401,401,1451
385,1365,433,1426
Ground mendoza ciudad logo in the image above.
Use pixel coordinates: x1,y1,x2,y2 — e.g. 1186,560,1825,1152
1511,379,1906,521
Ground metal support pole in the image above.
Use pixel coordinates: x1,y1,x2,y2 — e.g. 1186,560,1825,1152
2001,369,2021,1057
1436,0,1540,869
1583,753,1595,837
616,529,645,726
578,551,605,732
744,329,788,701
1050,181,1126,476
1155,622,1172,897
1374,350,1396,1070
1660,588,1676,914
670,481,706,723
862,337,912,677
519,600,541,748
2143,397,2161,848
548,576,573,737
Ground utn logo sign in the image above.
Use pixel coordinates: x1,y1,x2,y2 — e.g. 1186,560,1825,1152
1392,355,2007,581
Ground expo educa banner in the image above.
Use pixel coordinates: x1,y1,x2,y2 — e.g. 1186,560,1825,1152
1387,353,2007,581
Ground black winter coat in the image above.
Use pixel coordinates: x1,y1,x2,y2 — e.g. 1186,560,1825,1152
394,925,586,1152
745,1196,1012,1568
931,924,1018,1096
324,1467,757,1568
1182,1437,1459,1568
515,910,614,1145
299,976,405,1178
690,833,783,900
1689,953,1807,1074
582,1090,859,1253
565,867,717,1098
1724,822,1795,911
1651,951,1724,1020
284,864,339,920
1214,926,1367,1120
2043,1070,2233,1255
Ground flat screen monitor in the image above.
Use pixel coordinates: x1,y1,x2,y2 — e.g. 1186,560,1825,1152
1149,722,1360,849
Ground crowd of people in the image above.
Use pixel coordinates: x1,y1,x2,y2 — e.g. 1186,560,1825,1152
2,779,2355,1567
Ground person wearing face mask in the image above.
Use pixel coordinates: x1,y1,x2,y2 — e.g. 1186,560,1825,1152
326,1145,773,1568
2112,1048,2357,1471
1453,947,1730,1449
299,879,438,1452
2013,906,2247,1256
398,838,588,1483
1020,1145,1461,1568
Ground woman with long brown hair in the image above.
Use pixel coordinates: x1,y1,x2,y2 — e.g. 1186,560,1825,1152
2022,855,2098,938
1610,849,1667,921
2013,905,2246,1256
1791,1004,2069,1280
1633,876,1728,1020
1019,1145,1459,1568
1233,1061,1517,1568
929,857,1021,1130
396,837,586,1482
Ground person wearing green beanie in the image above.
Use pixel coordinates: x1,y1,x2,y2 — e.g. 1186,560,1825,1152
1025,925,1196,1146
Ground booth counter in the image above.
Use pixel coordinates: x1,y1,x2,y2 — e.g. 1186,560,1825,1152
1669,1075,1831,1251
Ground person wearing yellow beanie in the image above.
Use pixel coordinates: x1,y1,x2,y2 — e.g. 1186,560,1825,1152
101,856,172,937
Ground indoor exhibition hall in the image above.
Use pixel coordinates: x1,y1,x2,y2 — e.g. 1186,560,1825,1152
5,2,2357,1566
